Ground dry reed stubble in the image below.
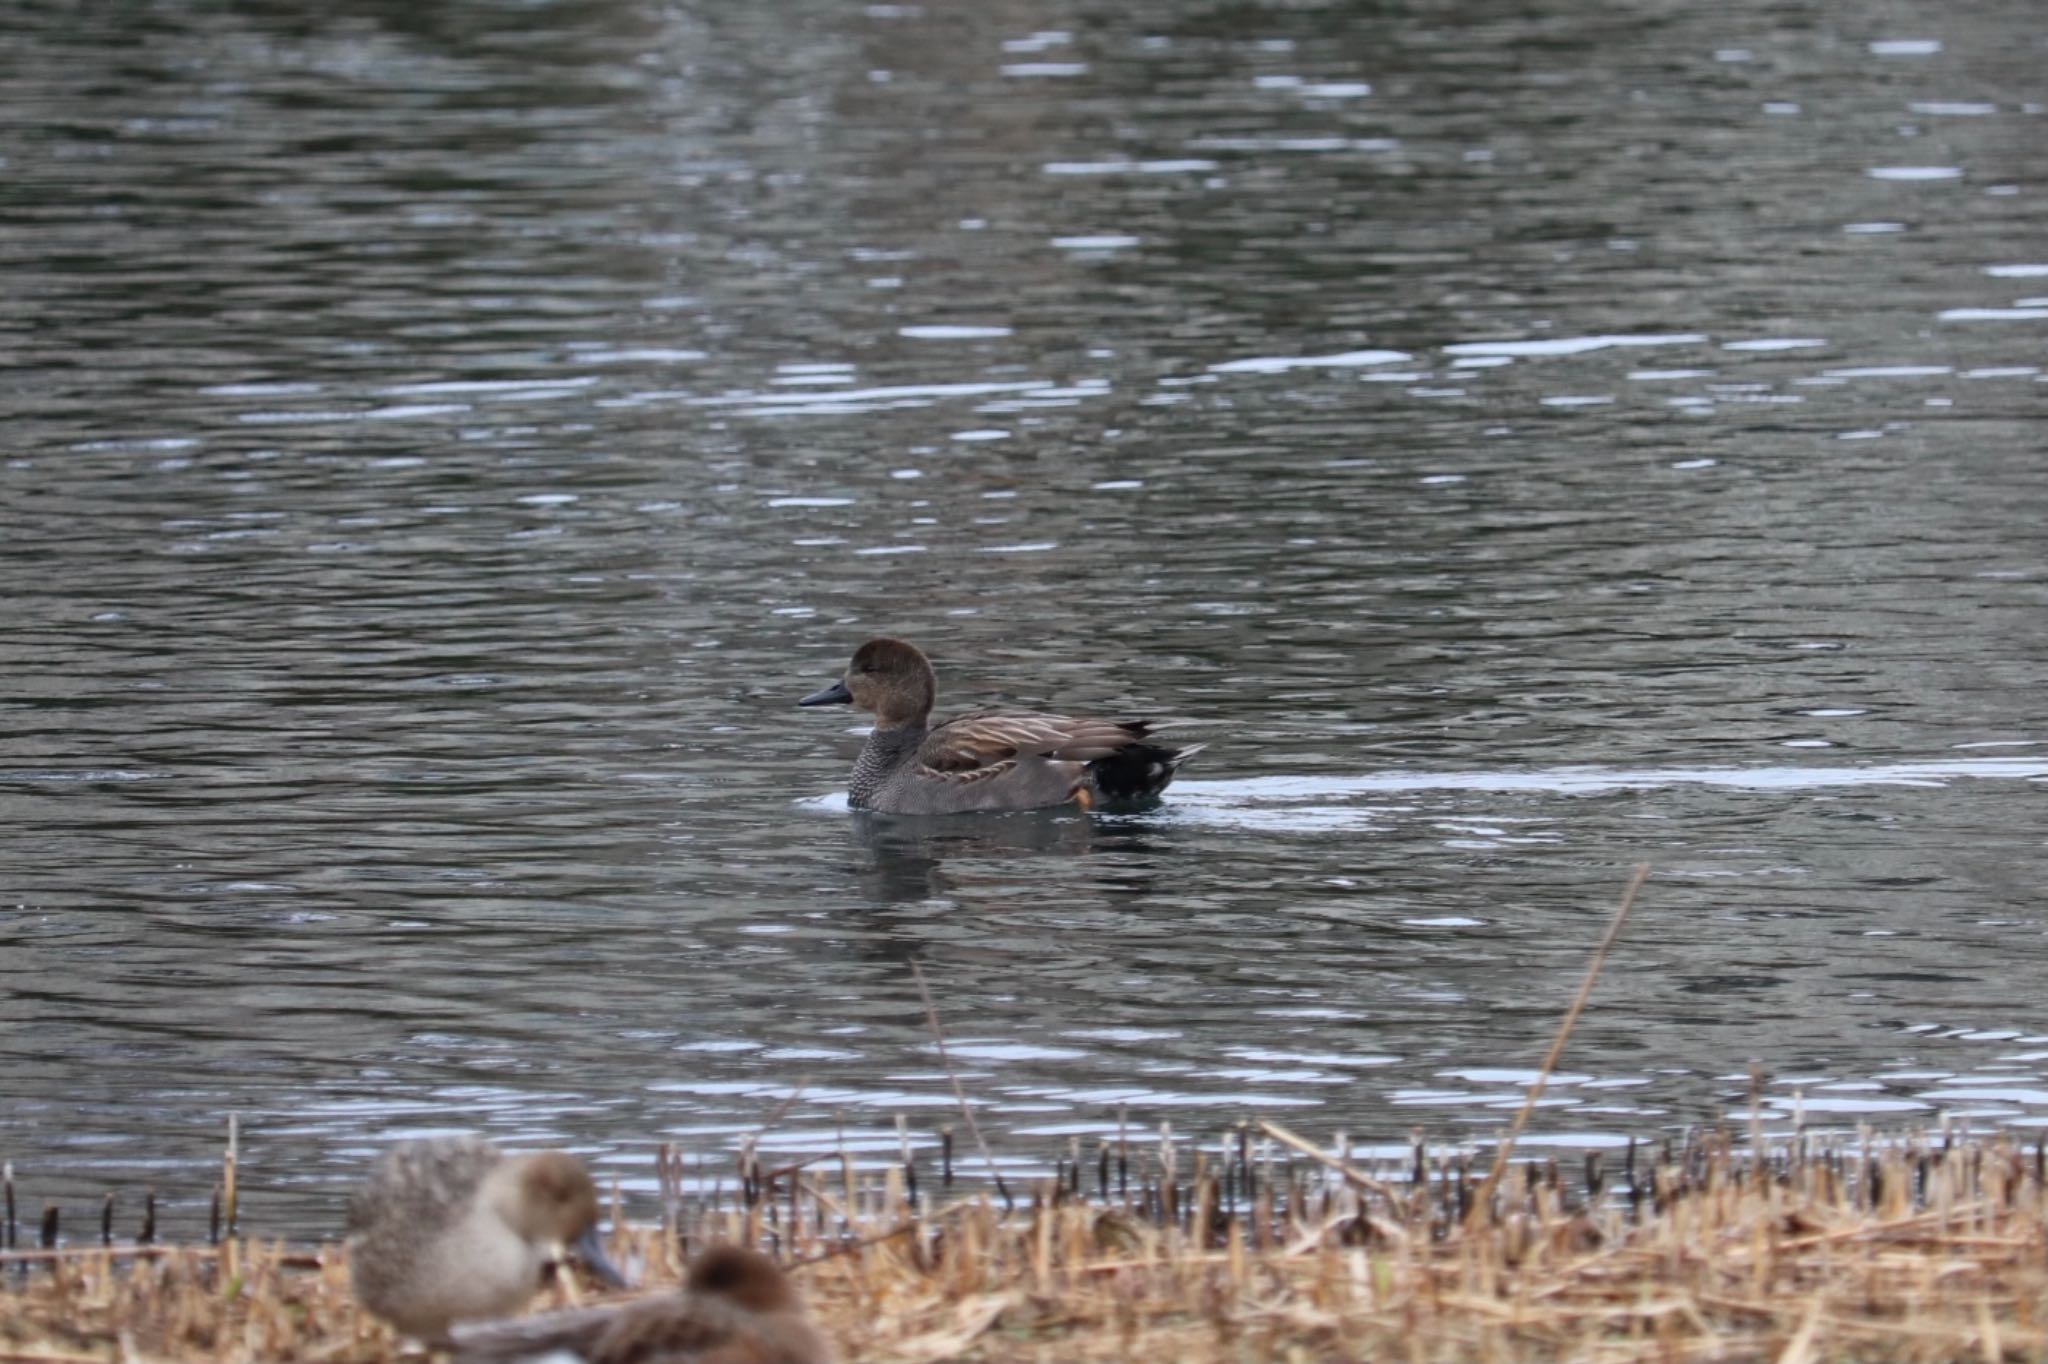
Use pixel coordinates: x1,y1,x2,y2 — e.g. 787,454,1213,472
1,1131,2045,1363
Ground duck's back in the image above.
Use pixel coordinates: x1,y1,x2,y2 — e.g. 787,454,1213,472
846,711,1084,813
858,708,1183,813
594,1293,832,1364
349,1136,500,1241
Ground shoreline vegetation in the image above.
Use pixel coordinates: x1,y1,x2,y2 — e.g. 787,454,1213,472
8,871,2040,1362
3,1118,2045,1362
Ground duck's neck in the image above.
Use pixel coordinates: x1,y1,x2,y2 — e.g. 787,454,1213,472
851,720,925,805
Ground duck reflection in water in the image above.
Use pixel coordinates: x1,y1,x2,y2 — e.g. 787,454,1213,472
845,807,1169,907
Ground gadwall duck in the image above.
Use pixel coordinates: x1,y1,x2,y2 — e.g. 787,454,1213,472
348,1136,628,1342
798,637,1202,814
451,1245,834,1364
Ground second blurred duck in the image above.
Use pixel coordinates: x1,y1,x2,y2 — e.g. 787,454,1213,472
452,1244,834,1364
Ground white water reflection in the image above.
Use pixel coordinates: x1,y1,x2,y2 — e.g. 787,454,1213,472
1941,307,2048,320
1443,333,1707,358
1162,757,2048,826
1209,348,1411,374
802,757,2048,831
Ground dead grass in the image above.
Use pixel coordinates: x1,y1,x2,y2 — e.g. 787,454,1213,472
3,1123,2046,1363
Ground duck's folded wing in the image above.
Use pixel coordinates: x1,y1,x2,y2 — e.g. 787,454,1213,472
920,710,1149,772
452,1297,746,1364
450,1303,624,1364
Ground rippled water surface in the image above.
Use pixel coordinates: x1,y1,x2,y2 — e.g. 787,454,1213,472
4,0,2046,1236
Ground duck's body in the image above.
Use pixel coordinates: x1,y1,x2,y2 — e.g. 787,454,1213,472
348,1137,626,1342
800,638,1201,815
451,1246,833,1364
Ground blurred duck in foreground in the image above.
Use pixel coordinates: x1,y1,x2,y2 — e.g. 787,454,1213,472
799,636,1202,814
451,1244,834,1364
348,1136,628,1342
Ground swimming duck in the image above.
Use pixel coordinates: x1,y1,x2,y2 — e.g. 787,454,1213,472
798,637,1201,814
451,1244,834,1364
348,1136,628,1342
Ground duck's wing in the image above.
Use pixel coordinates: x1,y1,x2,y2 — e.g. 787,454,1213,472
452,1295,833,1364
918,709,1151,776
451,1302,623,1364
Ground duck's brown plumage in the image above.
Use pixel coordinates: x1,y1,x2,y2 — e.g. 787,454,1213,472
798,638,1201,814
920,709,1165,771
450,1246,833,1364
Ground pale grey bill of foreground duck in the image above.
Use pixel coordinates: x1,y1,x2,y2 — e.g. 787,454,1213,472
348,1136,628,1343
451,1245,834,1364
798,636,1202,814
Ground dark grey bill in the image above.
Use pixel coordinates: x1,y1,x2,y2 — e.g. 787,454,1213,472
571,1224,630,1288
798,680,853,706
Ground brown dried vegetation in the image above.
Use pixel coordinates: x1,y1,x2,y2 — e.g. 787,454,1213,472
3,1123,2046,1364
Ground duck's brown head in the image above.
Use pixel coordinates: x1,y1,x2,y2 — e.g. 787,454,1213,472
686,1245,800,1314
498,1152,628,1288
798,637,936,727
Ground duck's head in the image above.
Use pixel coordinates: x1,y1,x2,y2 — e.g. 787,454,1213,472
497,1152,629,1289
686,1245,800,1314
798,637,936,726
